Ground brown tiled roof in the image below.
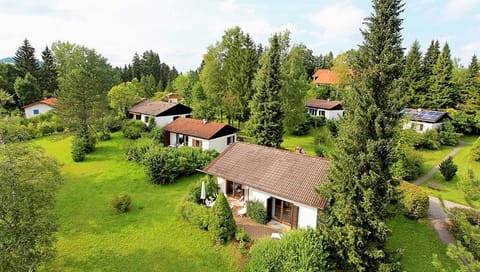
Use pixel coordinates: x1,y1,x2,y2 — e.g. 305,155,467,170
164,118,238,140
23,97,57,109
166,92,182,99
305,99,342,110
312,69,340,84
128,100,176,116
203,142,329,209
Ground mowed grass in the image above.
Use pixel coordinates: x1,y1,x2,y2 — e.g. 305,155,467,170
387,216,458,271
35,133,241,271
420,136,480,207
282,127,335,156
417,146,455,176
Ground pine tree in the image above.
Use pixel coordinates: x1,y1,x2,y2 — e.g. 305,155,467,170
462,55,480,112
430,43,457,109
319,0,404,270
400,41,426,108
208,193,236,244
39,46,58,97
13,39,39,78
423,40,440,78
249,34,283,148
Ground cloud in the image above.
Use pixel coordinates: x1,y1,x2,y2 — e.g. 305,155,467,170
444,0,480,20
306,2,366,48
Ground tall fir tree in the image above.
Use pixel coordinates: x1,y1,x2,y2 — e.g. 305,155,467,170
400,41,426,108
39,46,58,97
430,43,457,109
319,0,404,271
249,34,283,148
423,40,440,78
13,39,39,78
463,54,480,112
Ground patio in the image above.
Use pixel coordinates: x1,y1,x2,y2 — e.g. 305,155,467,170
227,197,290,240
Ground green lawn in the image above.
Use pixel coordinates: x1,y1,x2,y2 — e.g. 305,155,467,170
420,136,480,207
387,216,458,271
282,127,335,156
35,133,241,271
417,146,456,176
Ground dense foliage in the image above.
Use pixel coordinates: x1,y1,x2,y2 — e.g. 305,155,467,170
111,194,132,213
122,120,147,139
399,181,429,219
448,208,480,260
208,193,236,244
245,201,267,224
439,156,458,181
247,229,329,272
471,137,480,161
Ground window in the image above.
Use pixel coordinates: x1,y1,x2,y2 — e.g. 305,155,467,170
319,110,326,117
193,139,202,147
144,116,149,123
412,122,424,131
135,115,141,120
227,135,235,145
272,198,292,225
33,109,39,115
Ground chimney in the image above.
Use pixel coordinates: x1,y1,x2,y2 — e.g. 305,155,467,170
202,119,207,124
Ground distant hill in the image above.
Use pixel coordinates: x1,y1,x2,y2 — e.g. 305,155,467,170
0,57,14,64
0,57,44,66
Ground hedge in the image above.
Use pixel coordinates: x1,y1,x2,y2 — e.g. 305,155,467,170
246,200,267,224
399,181,429,219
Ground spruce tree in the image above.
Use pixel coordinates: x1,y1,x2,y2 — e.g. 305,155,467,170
430,43,457,109
463,54,480,112
423,40,440,78
400,41,426,108
39,46,58,97
249,34,283,148
319,0,404,270
13,39,39,78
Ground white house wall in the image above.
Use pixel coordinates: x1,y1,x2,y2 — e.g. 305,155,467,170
248,188,270,206
217,177,226,196
206,133,236,153
404,121,443,133
24,104,54,119
297,204,318,228
325,110,343,120
168,132,237,153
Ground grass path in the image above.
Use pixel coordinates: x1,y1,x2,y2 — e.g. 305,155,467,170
36,133,241,272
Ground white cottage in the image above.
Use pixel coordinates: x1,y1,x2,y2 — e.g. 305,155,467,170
23,97,57,119
164,118,238,153
305,99,343,120
128,100,192,127
401,108,449,133
203,142,329,229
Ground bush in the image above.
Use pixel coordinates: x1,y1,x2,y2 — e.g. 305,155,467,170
326,119,338,137
416,129,440,150
124,138,157,163
39,122,55,136
439,156,457,181
143,126,164,143
391,146,423,181
399,181,429,219
246,201,267,224
471,137,480,161
208,193,236,244
459,169,480,202
247,229,329,272
179,200,210,229
439,121,460,146
71,135,87,162
111,194,132,213
235,228,250,254
448,208,480,259
186,175,218,204
123,120,147,139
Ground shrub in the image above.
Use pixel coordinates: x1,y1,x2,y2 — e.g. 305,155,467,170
391,146,423,181
439,121,460,146
247,229,329,272
123,120,147,139
459,169,480,202
246,201,267,224
179,200,210,229
235,228,250,254
471,137,480,161
416,129,440,150
439,156,457,181
186,176,218,204
39,122,55,136
448,208,480,259
111,194,132,213
326,119,338,137
208,194,236,244
124,138,157,163
71,135,87,162
143,126,164,143
399,181,429,219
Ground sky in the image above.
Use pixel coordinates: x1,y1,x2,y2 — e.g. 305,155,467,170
0,0,479,72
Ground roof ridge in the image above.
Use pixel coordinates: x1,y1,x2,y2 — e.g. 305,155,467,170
234,141,330,162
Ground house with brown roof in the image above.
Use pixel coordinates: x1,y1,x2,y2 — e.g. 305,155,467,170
203,142,330,228
305,99,343,120
164,118,238,153
128,100,192,127
312,69,340,85
401,108,449,133
165,92,182,104
23,97,57,119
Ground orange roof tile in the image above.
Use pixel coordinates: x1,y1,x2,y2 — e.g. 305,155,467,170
312,69,340,84
164,118,238,140
23,97,57,109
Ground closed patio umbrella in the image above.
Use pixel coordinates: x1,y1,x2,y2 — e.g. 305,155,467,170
200,180,206,204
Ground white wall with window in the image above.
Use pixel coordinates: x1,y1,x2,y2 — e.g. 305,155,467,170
167,132,236,153
403,121,443,133
307,107,343,120
24,104,55,119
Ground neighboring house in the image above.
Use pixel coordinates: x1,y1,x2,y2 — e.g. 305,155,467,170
401,108,449,133
203,142,329,229
164,118,238,153
305,99,343,120
23,97,57,119
312,69,340,85
165,92,182,104
128,100,192,127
